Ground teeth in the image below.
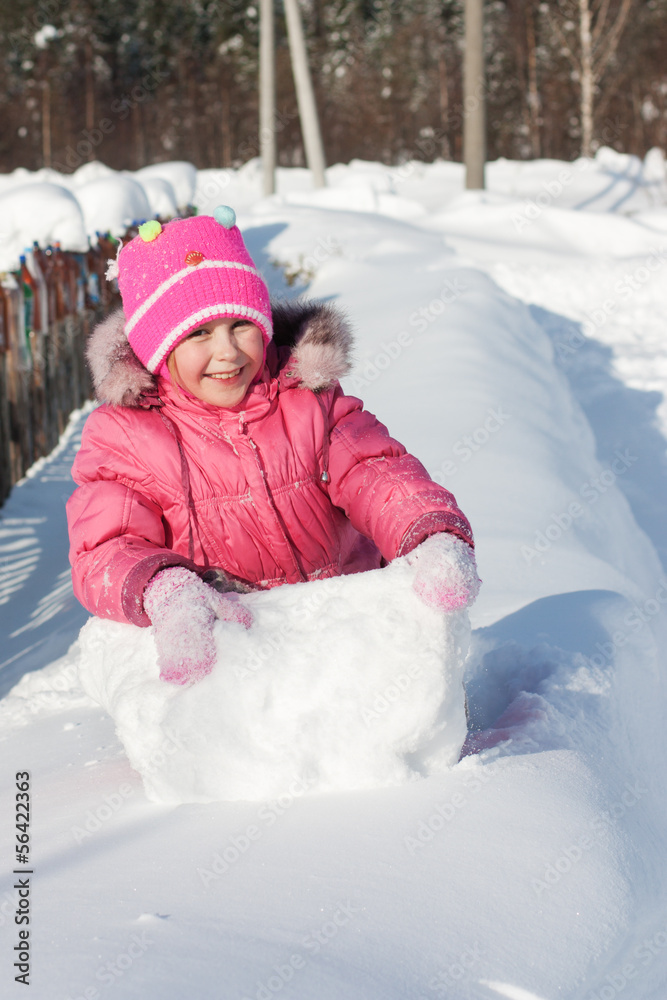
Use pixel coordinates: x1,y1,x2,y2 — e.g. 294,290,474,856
209,369,240,380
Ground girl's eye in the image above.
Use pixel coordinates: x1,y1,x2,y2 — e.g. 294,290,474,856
232,319,251,330
188,328,208,339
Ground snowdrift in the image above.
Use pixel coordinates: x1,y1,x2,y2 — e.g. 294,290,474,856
1,156,667,999
75,558,470,804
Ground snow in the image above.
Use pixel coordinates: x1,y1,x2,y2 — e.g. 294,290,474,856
0,160,195,270
75,555,469,804
132,175,178,219
134,161,197,210
74,175,152,240
1,152,667,999
0,182,88,269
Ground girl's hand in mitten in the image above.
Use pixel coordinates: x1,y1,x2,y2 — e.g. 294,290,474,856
409,533,481,613
143,567,252,685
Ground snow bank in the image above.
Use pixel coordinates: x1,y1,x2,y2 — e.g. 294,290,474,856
279,167,427,221
0,182,87,270
75,174,152,236
76,556,470,803
133,174,179,218
0,160,192,266
134,161,197,209
426,191,663,258
1,148,663,269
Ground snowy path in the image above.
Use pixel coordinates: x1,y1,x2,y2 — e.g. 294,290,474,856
2,155,667,999
0,408,91,698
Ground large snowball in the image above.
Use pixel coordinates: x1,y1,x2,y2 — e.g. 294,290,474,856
77,555,470,803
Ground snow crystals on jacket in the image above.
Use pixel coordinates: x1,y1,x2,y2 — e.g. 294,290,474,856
67,300,474,626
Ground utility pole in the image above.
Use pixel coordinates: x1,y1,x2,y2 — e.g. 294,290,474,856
259,0,276,195
463,0,486,189
283,0,326,188
42,79,51,169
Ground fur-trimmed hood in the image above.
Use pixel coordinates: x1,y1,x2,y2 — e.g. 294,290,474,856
86,299,354,407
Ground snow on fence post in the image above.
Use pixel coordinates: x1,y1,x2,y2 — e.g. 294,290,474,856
0,239,121,505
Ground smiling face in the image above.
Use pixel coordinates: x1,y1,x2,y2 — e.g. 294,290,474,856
167,318,266,407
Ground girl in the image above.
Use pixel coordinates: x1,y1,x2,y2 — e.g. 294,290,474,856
67,207,479,685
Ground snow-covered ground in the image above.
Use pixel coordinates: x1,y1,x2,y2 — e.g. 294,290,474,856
2,152,667,999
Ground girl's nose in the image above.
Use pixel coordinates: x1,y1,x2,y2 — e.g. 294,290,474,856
212,326,242,360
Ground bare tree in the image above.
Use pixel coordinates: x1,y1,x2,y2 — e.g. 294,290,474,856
525,0,541,157
547,0,636,156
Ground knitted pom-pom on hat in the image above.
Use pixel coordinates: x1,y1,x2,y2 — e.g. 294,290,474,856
115,207,272,374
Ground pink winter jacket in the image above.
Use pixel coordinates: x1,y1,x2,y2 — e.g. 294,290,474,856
67,300,474,626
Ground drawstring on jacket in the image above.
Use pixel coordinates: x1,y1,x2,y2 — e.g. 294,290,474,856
159,410,196,562
314,392,330,483
237,411,307,583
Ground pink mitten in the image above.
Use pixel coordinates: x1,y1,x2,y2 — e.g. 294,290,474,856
409,533,481,612
143,567,252,685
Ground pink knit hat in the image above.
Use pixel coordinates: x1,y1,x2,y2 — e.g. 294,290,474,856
112,206,272,374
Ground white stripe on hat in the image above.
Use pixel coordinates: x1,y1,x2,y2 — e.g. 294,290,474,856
125,259,262,336
146,304,273,372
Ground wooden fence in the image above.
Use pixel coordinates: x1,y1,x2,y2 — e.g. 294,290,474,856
0,310,92,502
0,249,120,505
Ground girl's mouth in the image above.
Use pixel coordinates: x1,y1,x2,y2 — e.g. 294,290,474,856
207,368,242,381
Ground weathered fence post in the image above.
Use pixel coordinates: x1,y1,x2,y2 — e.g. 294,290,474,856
0,242,116,505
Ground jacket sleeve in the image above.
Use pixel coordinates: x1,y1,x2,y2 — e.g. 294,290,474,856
66,407,196,626
323,386,474,560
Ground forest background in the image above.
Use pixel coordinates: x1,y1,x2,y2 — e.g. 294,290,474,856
0,0,665,177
